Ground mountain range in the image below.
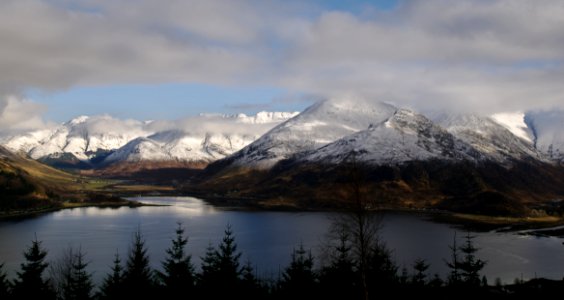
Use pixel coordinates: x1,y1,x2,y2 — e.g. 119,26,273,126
2,98,564,216
190,99,564,215
0,112,298,173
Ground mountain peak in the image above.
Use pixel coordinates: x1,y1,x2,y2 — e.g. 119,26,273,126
67,115,90,125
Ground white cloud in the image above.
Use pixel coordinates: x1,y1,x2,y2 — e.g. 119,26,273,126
0,96,49,135
1,0,564,117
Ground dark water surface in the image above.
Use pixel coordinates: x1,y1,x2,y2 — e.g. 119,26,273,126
1,197,563,284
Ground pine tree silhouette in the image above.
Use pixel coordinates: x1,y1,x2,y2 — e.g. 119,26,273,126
445,232,461,286
320,226,357,299
458,233,486,287
280,244,317,299
412,258,429,286
197,224,243,297
122,228,155,299
0,263,10,299
99,251,124,300
68,248,94,300
157,222,195,298
12,236,55,300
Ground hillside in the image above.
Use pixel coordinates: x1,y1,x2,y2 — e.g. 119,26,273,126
0,146,128,216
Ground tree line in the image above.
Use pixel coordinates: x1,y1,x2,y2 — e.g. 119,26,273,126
1,221,562,300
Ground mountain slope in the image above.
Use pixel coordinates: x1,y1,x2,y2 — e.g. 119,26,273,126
301,109,481,165
434,113,544,163
0,145,80,211
207,98,398,171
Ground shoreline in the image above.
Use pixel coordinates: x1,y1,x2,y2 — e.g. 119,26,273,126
4,193,564,236
0,200,165,221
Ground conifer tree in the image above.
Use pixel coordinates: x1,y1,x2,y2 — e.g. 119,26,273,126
445,232,461,286
68,248,93,300
197,225,243,297
122,228,154,299
51,247,94,300
215,224,242,288
280,244,317,299
0,263,10,299
240,260,265,299
99,251,124,300
412,258,429,286
157,223,195,297
198,242,219,289
320,226,356,299
12,237,55,300
458,233,486,287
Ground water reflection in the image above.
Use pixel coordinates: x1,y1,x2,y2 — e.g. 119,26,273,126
0,197,563,285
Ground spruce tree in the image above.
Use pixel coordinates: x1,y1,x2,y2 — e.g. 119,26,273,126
197,225,243,297
215,224,242,288
0,263,10,299
320,227,357,299
280,244,317,299
240,260,264,299
198,242,219,289
157,223,195,298
412,258,429,286
458,233,486,287
12,237,55,300
68,248,93,300
51,247,93,300
445,232,461,286
122,229,154,299
99,251,124,300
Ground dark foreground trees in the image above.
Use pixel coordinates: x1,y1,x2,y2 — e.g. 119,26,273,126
50,247,94,300
157,222,195,298
11,237,55,300
2,223,561,300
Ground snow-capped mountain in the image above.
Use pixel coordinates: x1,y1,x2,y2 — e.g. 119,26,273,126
2,115,150,161
0,112,298,169
301,109,481,165
219,98,398,169
197,100,564,212
433,113,544,163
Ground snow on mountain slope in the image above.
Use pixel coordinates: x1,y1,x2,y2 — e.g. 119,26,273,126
433,113,543,162
223,98,398,168
103,130,259,163
525,110,564,161
491,112,534,143
2,115,150,161
1,112,298,167
301,109,480,165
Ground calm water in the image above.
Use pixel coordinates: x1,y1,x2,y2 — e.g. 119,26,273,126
1,196,564,284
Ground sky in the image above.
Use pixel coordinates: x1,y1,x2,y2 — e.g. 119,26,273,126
1,0,564,133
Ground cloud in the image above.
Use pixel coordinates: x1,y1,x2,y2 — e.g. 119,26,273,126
1,0,564,116
0,96,49,136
